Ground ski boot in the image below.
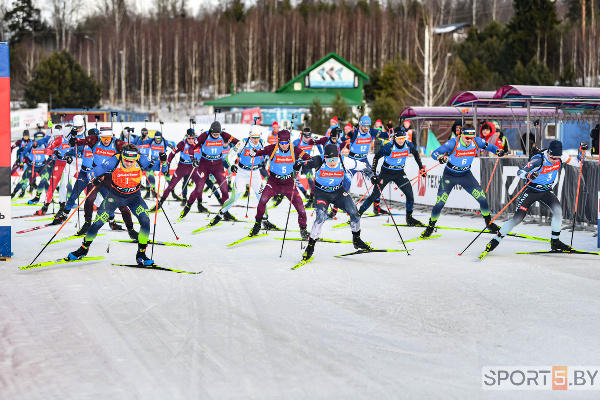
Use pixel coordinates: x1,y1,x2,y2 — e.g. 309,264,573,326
352,230,371,250
420,219,437,238
180,196,187,206
327,207,338,219
144,187,152,199
67,240,92,260
18,189,26,198
300,226,310,240
171,191,182,201
222,211,237,221
77,218,92,236
485,236,501,253
209,213,223,226
197,202,210,213
51,208,69,225
406,211,425,227
150,199,164,212
304,194,314,209
551,233,572,252
35,203,49,215
109,217,124,231
180,203,191,219
10,187,19,198
127,225,139,241
136,244,155,266
303,238,316,260
272,194,284,207
28,193,40,204
373,202,390,215
242,186,250,198
483,215,500,233
249,219,262,237
262,219,279,230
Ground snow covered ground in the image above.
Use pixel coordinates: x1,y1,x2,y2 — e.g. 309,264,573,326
3,190,600,399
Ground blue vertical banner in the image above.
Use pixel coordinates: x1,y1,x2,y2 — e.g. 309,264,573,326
0,42,11,258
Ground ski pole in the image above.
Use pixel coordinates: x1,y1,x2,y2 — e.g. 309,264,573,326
570,147,586,247
485,157,500,194
151,173,161,259
148,177,179,240
29,186,96,266
245,158,255,218
280,172,298,257
458,179,532,256
376,181,410,255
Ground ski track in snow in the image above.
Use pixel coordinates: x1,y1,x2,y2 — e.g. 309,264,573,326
3,195,600,399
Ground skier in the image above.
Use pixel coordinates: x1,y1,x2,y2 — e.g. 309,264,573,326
247,129,311,238
421,124,505,238
10,130,31,198
294,144,373,260
483,140,587,254
153,128,197,210
346,115,389,214
180,121,239,218
20,131,53,204
140,131,173,199
358,126,427,226
292,127,323,208
208,125,278,229
66,144,159,266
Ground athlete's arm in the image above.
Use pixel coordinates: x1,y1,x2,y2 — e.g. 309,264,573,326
431,139,455,161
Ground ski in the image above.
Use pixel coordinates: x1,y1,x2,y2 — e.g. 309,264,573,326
30,217,55,222
275,237,356,244
12,213,43,219
244,227,297,233
405,235,442,243
48,233,106,245
227,233,269,247
382,223,550,242
334,248,412,258
110,239,191,247
292,257,314,270
478,249,491,260
20,256,105,270
332,221,350,229
192,222,223,233
16,224,52,234
111,263,201,274
515,250,600,256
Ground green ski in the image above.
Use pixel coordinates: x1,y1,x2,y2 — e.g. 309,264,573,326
334,248,411,258
292,257,314,270
515,250,600,256
192,222,223,233
227,233,269,247
111,263,201,274
405,235,442,243
110,239,191,247
48,233,106,245
20,256,105,270
275,237,359,244
383,224,550,242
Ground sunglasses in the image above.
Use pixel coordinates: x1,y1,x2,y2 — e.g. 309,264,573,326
278,141,290,145
122,156,137,162
325,157,339,162
462,134,475,140
250,136,261,139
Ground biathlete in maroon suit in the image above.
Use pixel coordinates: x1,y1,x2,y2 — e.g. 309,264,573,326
247,129,311,239
153,128,197,211
180,121,239,218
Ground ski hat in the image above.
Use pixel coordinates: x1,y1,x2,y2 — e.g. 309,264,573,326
210,121,221,133
330,116,338,126
34,131,44,139
88,128,99,136
359,115,371,126
73,115,84,128
99,126,113,137
344,123,353,131
461,124,476,137
249,125,262,138
302,127,311,137
277,129,291,142
122,146,139,160
186,128,196,138
394,126,408,138
324,144,339,159
154,131,163,141
451,119,462,134
548,140,562,157
375,119,383,128
272,121,279,128
23,130,29,138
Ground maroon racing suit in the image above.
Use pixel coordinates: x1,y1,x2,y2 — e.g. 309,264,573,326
186,131,239,207
159,139,195,203
253,144,310,227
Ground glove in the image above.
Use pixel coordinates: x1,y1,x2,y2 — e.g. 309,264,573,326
53,150,61,158
159,152,167,162
293,160,304,172
248,148,257,157
386,122,393,131
32,142,38,148
527,171,539,181
70,128,78,138
580,142,589,151
92,177,103,186
437,155,448,164
68,136,77,147
65,155,73,164
370,175,378,185
419,167,427,177
192,159,200,168
230,164,238,173
496,149,505,157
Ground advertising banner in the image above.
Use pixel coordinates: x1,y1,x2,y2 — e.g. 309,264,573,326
0,42,11,258
307,59,356,89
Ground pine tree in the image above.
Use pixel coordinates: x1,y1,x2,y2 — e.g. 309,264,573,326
3,0,46,45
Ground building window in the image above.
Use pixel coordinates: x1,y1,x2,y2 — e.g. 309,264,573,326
294,82,302,91
545,123,557,139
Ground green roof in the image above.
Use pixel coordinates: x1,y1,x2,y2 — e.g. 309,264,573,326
277,52,369,93
204,91,362,107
